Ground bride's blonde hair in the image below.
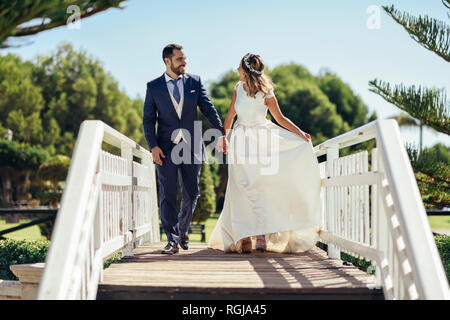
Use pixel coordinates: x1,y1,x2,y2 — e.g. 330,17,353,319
240,53,274,98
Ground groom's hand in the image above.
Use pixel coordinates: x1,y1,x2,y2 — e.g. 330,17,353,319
151,146,165,165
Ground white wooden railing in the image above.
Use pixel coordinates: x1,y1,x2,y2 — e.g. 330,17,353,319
37,120,160,299
36,118,448,300
314,119,449,300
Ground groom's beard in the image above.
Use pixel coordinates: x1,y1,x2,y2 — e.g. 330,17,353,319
171,64,186,75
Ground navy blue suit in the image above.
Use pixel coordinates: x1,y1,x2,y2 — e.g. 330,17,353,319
143,73,225,243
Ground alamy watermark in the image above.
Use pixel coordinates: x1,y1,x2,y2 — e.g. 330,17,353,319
366,5,381,30
67,5,81,29
164,121,283,176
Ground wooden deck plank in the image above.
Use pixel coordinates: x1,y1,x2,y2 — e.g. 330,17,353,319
100,243,378,291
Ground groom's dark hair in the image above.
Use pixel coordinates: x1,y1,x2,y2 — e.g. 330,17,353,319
162,44,183,64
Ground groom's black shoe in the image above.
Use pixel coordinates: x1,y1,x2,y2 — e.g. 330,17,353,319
179,233,189,250
161,241,179,255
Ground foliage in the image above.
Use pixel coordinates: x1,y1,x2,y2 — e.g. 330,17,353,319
0,0,127,48
369,3,450,138
407,143,449,209
0,239,49,280
369,79,449,135
341,252,374,274
434,234,450,282
0,139,49,170
382,4,450,62
193,162,216,223
0,44,145,157
0,139,50,207
0,54,51,148
0,238,125,280
103,252,122,269
369,3,449,210
37,155,70,189
317,71,372,128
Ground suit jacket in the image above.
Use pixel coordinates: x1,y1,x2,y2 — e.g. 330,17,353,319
143,73,225,163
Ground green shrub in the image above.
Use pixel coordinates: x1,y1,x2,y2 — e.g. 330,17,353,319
103,252,122,269
0,239,49,280
434,234,450,282
0,239,123,280
341,252,374,274
193,162,216,223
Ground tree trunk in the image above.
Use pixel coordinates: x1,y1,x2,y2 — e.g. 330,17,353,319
0,167,14,208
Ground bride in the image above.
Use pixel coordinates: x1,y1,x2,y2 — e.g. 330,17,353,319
207,53,322,254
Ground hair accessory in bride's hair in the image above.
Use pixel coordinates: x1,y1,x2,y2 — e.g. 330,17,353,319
243,53,263,75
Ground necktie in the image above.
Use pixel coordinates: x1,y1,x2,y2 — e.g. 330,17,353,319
171,79,181,104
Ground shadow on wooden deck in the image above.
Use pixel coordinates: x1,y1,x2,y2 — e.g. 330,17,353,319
97,243,383,300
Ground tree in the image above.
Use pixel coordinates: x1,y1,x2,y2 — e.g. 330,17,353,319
0,44,145,156
0,0,127,48
38,155,70,193
407,143,449,209
0,54,57,149
0,139,49,207
33,43,146,153
369,3,450,147
317,71,375,128
382,2,450,62
369,2,450,209
193,162,216,223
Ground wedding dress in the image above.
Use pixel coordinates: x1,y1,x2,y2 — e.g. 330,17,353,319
207,81,323,253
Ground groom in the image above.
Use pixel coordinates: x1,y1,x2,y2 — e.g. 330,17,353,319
143,44,227,254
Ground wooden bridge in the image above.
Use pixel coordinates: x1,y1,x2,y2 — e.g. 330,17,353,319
97,243,382,300
35,120,449,300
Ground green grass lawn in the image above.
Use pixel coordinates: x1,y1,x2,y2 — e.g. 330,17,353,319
1,214,447,242
428,215,450,230
0,219,46,240
0,214,222,243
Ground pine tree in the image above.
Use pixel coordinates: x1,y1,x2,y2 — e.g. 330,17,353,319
0,0,127,48
369,2,450,209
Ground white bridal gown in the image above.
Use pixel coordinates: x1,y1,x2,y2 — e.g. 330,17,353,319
208,81,323,253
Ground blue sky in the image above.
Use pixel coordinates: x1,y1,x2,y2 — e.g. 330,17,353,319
3,0,450,148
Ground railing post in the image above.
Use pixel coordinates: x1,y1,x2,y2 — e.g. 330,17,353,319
93,157,104,282
121,144,134,257
141,156,154,244
371,148,382,288
326,145,341,259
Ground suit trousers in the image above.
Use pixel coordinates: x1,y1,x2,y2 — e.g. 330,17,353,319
155,140,202,243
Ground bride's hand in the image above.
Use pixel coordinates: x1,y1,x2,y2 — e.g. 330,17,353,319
215,136,229,154
300,131,311,143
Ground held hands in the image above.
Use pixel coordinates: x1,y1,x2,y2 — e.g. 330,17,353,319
151,146,165,165
215,136,229,154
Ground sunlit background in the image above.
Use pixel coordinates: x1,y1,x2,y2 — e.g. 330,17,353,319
3,0,449,149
